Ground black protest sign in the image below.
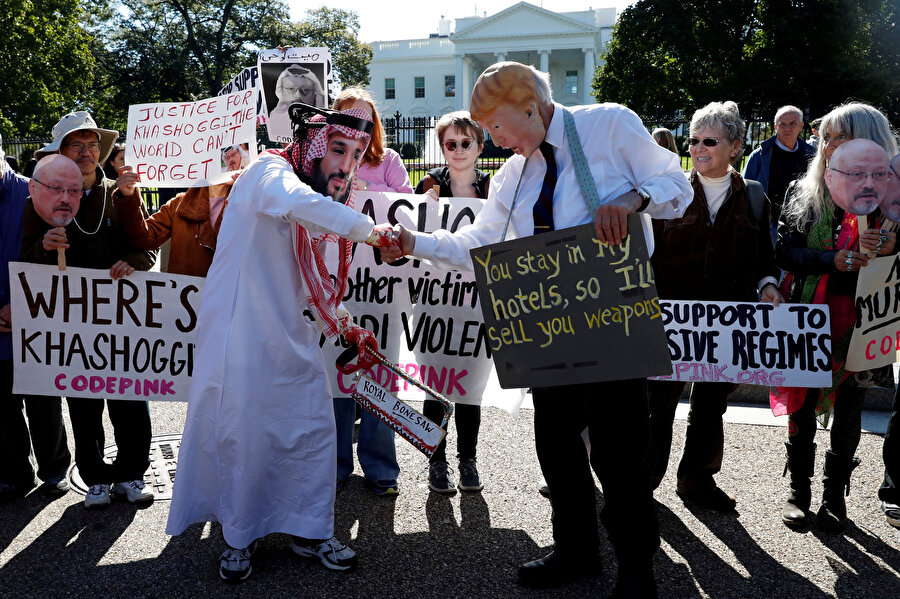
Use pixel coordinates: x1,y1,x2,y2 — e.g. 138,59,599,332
469,216,672,388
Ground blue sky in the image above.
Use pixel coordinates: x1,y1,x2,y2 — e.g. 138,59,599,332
289,1,632,43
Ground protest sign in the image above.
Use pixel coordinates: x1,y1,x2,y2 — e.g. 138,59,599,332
847,254,900,371
218,66,266,125
315,192,524,412
258,47,332,143
649,300,833,387
9,262,204,401
469,216,671,388
125,92,258,187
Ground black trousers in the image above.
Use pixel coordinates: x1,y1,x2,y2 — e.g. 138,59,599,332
789,382,865,458
647,380,737,490
879,386,900,505
0,360,70,485
66,396,151,485
423,399,481,463
532,378,659,573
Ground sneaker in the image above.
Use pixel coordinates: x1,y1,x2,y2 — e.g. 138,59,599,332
290,536,358,571
84,483,111,508
113,479,154,503
0,481,35,503
373,481,399,496
428,461,457,495
39,475,69,497
219,540,258,582
458,458,484,492
538,477,550,498
882,501,900,529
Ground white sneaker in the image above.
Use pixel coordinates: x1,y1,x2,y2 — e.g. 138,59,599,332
113,479,154,503
219,540,258,582
290,536,358,571
84,483,111,508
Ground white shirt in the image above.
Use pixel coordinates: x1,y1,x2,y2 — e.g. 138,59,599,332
413,103,694,271
697,170,732,224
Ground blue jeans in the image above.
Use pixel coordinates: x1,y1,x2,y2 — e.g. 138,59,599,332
334,397,399,486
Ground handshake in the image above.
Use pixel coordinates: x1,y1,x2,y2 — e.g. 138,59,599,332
364,223,414,263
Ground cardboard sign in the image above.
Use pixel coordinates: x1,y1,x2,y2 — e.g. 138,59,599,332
847,254,900,371
9,262,204,401
125,92,258,187
469,217,672,388
316,192,524,412
218,66,266,125
650,300,833,387
258,47,332,143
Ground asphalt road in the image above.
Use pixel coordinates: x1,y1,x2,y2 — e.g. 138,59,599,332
1,400,899,599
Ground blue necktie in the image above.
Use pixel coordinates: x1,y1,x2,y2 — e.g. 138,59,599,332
533,141,558,235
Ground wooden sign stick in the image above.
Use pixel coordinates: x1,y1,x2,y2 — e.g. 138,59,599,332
57,247,66,271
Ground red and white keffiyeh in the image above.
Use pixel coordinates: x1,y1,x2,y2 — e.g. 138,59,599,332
265,107,373,338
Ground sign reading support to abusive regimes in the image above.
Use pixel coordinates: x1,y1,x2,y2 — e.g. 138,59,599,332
469,216,672,388
650,300,833,387
9,263,204,401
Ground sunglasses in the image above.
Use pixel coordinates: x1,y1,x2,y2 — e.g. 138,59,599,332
687,137,726,147
443,139,474,152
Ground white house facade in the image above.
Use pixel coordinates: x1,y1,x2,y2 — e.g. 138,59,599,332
367,3,617,118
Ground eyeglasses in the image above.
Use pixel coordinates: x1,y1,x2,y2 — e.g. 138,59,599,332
828,167,893,182
687,137,726,147
63,141,101,153
33,178,83,198
443,139,474,152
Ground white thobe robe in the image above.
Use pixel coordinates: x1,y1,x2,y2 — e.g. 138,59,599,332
166,154,374,548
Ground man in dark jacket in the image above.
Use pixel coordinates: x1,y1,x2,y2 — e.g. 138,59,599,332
742,105,815,237
22,113,157,508
0,136,72,502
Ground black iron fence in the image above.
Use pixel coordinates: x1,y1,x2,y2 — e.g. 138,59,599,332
4,114,798,209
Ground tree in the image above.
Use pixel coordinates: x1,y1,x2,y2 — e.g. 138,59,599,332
593,0,900,121
288,7,373,88
0,0,97,137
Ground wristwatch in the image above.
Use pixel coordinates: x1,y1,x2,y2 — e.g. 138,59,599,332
635,187,651,212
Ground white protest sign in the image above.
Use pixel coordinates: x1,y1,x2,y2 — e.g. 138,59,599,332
257,47,332,143
847,254,900,371
315,192,526,413
218,66,266,125
125,91,258,187
649,300,833,387
9,262,204,401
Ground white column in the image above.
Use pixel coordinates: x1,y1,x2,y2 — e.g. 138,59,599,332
539,49,550,73
454,54,465,110
494,52,506,63
461,57,473,109
583,48,595,104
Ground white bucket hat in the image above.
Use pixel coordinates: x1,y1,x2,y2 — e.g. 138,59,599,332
35,111,119,163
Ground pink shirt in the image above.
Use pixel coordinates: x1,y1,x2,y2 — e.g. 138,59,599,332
357,148,413,193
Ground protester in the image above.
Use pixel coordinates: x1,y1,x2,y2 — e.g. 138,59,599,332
334,87,413,194
0,138,71,502
413,111,490,494
775,101,899,532
165,104,397,582
22,116,158,510
652,127,678,155
808,118,822,150
647,101,782,511
743,105,816,239
329,87,411,496
103,143,126,181
380,62,692,598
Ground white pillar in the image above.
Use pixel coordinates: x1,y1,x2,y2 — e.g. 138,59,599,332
539,49,550,73
454,54,465,109
583,48,595,104
461,57,473,109
495,52,506,63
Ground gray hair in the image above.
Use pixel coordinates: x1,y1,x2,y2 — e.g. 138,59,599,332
775,105,803,124
690,101,746,162
782,102,899,231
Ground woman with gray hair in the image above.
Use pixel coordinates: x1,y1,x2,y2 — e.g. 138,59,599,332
775,102,899,532
647,101,781,511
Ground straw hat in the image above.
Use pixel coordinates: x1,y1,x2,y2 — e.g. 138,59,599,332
35,111,118,163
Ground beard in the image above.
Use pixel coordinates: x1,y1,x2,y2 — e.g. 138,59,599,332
308,158,353,204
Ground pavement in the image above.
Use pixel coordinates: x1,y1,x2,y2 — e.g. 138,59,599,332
1,396,899,599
